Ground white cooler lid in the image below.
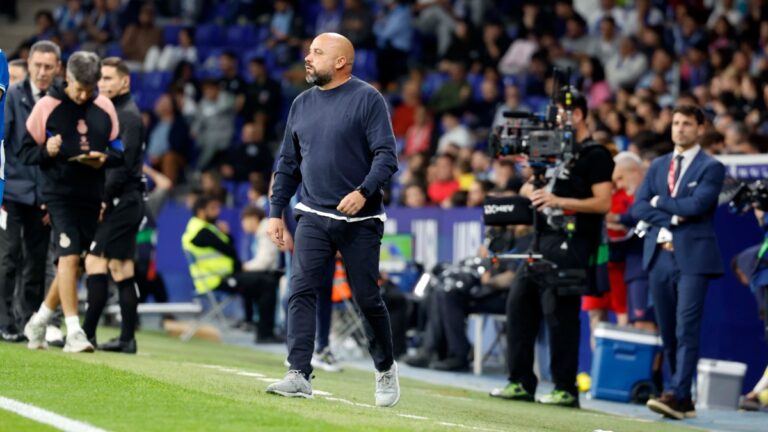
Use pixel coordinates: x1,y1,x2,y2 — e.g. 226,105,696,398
697,358,747,376
594,326,662,346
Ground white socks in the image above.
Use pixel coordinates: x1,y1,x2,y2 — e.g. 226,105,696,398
33,304,54,325
65,316,83,337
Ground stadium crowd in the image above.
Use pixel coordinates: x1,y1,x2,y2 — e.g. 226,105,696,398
1,0,768,416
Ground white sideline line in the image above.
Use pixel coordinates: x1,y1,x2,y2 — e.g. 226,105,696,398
312,390,333,396
0,396,107,432
397,414,429,420
236,372,266,378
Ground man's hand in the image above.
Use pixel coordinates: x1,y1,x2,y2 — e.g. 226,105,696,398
46,134,62,157
79,151,107,169
267,217,287,248
98,202,107,223
337,190,367,216
530,189,560,209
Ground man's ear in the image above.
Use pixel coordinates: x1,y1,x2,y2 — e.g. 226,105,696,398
336,56,347,71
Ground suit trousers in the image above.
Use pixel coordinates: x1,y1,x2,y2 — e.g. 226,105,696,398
0,200,50,329
648,249,709,399
286,212,394,376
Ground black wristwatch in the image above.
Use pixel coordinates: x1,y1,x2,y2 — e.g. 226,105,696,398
355,185,371,199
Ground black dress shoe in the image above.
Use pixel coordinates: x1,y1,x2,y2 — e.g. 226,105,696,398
0,325,26,343
255,334,285,344
430,356,470,372
402,352,433,368
98,337,137,354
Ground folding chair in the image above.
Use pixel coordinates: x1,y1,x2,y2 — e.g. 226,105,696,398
180,251,238,341
328,260,368,356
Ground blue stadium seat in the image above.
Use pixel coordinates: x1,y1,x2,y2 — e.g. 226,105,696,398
234,182,251,208
195,24,225,48
226,25,259,50
467,73,484,102
129,71,142,92
142,71,173,95
104,43,123,58
352,49,378,82
524,96,550,114
163,24,183,46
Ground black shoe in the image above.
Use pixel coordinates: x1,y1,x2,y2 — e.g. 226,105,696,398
255,334,285,344
0,325,26,343
402,352,432,368
98,337,137,354
647,392,685,420
430,356,470,372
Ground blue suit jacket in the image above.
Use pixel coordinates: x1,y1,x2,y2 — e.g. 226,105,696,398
631,150,725,276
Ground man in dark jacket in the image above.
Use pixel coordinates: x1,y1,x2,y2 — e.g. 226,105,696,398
0,41,60,342
21,51,123,354
81,57,145,354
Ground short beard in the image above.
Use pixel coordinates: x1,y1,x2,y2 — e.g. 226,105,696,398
306,69,332,87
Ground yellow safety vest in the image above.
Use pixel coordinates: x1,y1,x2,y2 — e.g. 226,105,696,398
181,217,235,294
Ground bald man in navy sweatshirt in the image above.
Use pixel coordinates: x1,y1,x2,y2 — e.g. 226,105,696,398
265,33,400,407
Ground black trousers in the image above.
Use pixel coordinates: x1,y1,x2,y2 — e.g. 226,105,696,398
0,200,50,329
505,266,582,396
220,270,280,339
287,212,394,376
436,288,507,360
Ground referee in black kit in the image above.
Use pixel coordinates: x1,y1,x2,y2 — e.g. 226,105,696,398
265,33,400,407
82,57,144,353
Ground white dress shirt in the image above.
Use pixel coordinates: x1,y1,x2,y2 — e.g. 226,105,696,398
654,145,701,243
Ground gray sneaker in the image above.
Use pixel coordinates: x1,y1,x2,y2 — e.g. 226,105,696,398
63,330,95,353
24,315,48,350
266,370,313,399
375,361,400,407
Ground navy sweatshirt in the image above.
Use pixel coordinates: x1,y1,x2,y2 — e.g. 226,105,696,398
269,76,398,219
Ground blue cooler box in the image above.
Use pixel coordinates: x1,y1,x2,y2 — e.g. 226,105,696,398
590,323,662,403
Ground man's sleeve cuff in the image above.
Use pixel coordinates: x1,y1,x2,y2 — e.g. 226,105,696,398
269,205,284,218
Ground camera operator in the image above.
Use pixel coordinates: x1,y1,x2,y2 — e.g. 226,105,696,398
490,90,613,408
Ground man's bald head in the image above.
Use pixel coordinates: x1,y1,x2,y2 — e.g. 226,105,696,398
305,32,356,88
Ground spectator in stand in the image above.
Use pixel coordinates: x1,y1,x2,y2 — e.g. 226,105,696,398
316,0,342,34
82,0,119,53
200,170,229,205
21,10,58,49
467,180,491,207
699,131,725,156
605,36,647,91
266,0,302,67
121,3,162,64
246,176,270,211
587,0,628,36
414,0,456,59
53,0,85,37
392,80,422,140
192,79,236,170
427,154,460,205
8,59,26,86
340,0,374,48
492,84,530,130
469,150,492,182
577,56,612,109
373,0,413,90
594,17,621,65
243,58,282,136
170,61,200,121
478,18,509,70
672,13,704,57
469,78,500,133
144,27,197,72
219,51,246,114
147,93,192,186
402,183,429,208
403,107,434,156
221,122,274,183
430,61,471,115
561,14,594,59
623,0,664,36
437,110,472,154
441,20,480,69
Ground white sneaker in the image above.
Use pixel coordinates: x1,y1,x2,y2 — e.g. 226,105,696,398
24,315,48,350
375,361,400,407
45,325,64,346
63,330,94,353
266,370,313,398
311,348,343,372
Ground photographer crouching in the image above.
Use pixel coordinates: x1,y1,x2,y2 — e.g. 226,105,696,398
490,90,613,407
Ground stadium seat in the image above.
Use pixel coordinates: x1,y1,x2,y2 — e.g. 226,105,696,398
524,95,550,114
195,24,225,48
352,49,378,82
163,24,183,46
142,71,173,95
421,72,449,100
180,290,238,341
226,25,259,50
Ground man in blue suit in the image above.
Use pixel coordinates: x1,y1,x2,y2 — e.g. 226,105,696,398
632,105,725,420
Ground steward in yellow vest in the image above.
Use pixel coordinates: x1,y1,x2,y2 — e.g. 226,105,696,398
181,196,237,294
